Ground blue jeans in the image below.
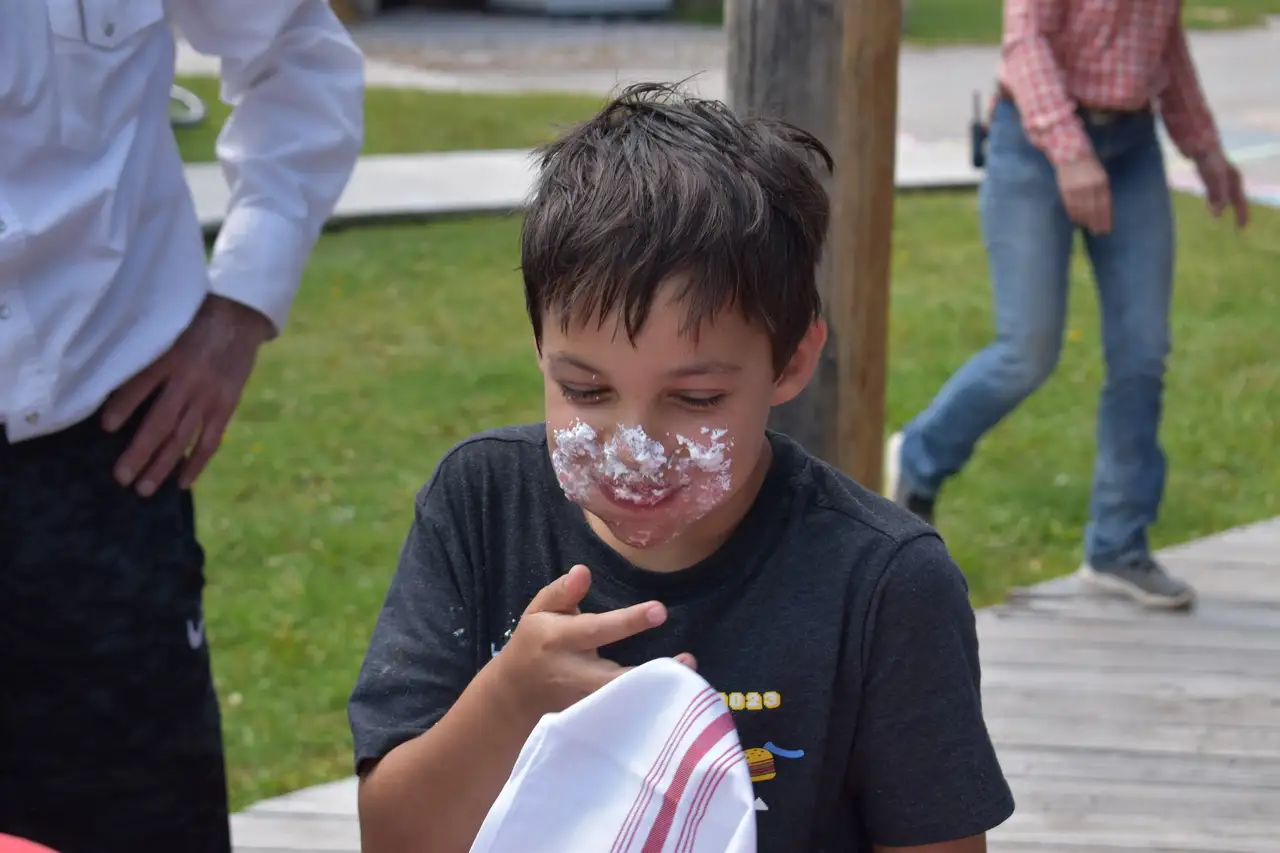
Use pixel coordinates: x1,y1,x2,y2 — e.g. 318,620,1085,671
900,99,1174,569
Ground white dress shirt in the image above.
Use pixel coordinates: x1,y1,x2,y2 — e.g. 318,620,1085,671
0,0,364,442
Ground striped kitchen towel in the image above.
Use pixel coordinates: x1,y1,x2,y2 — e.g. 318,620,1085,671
470,657,756,853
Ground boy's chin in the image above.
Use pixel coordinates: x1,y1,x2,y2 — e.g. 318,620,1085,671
587,509,687,551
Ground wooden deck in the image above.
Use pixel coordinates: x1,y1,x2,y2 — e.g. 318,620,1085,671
231,517,1280,852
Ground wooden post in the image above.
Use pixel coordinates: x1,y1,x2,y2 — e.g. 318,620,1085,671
832,0,901,491
725,0,899,490
726,0,841,464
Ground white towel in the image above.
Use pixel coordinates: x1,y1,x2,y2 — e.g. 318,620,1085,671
470,658,757,853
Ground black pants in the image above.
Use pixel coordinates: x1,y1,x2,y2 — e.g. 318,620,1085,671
0,406,231,853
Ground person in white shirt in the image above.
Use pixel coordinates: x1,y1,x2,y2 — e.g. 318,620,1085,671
0,3,363,851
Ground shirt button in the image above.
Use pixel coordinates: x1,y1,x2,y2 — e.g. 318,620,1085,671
25,412,39,425
0,219,7,234
0,304,9,319
103,21,116,37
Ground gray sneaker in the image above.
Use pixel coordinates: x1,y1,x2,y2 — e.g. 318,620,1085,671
884,432,936,525
1078,554,1197,610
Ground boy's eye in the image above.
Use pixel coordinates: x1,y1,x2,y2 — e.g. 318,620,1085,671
559,384,609,404
676,394,726,410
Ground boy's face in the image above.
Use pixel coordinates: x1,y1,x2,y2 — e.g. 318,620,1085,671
539,278,822,556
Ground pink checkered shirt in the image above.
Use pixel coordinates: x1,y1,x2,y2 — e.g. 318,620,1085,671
996,0,1221,167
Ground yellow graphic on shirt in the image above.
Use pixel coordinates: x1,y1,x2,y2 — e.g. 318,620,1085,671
742,742,806,784
744,747,777,783
716,690,781,711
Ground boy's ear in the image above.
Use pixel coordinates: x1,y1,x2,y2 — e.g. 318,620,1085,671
771,319,828,406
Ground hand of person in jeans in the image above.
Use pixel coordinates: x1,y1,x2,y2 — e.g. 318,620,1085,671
1195,148,1249,229
1055,153,1113,235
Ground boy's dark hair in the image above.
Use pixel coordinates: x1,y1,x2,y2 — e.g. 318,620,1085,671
521,81,833,373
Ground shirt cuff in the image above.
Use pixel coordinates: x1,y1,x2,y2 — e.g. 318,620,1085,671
207,205,310,336
1172,125,1222,162
1038,115,1093,168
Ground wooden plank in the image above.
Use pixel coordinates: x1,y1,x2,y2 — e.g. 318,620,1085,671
990,843,1266,853
986,713,1280,759
831,0,902,488
976,610,1280,652
991,810,1278,853
230,812,360,852
994,744,1280,789
1004,775,1279,822
993,594,1280,632
1156,558,1280,603
982,684,1280,728
246,777,358,817
981,660,1280,700
1001,568,1280,609
978,637,1280,677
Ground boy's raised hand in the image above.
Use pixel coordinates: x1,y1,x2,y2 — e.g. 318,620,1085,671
494,564,696,719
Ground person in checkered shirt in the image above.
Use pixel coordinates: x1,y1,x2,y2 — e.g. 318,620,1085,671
885,0,1249,610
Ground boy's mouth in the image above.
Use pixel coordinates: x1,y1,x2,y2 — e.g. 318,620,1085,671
598,480,681,511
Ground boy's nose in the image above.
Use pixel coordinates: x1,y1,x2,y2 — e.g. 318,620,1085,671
606,423,669,472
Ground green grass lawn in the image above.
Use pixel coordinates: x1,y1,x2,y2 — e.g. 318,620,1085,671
184,84,1280,806
678,0,1280,43
172,75,604,162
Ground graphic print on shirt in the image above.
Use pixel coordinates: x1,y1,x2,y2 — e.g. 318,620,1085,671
716,688,806,813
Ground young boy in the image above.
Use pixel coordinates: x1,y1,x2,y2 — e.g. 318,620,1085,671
348,82,1015,853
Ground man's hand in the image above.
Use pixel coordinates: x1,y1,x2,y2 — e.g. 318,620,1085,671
1055,153,1113,235
1195,149,1249,228
103,295,275,496
493,565,696,720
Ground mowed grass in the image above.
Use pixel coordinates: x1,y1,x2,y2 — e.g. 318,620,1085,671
678,0,1280,43
172,74,604,162
181,85,1280,807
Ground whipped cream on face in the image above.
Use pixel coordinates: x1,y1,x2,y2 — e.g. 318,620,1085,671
550,420,601,503
551,421,735,543
599,425,669,499
675,427,732,513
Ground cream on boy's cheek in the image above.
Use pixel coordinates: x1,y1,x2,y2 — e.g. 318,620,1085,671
549,420,600,502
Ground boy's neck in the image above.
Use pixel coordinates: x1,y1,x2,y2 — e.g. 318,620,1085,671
584,438,774,574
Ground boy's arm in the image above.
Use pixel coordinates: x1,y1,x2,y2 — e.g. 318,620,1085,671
848,535,1015,847
348,470,528,853
357,654,542,853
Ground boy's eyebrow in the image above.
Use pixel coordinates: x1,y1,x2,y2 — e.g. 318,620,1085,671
664,360,743,378
548,353,604,374
547,353,743,378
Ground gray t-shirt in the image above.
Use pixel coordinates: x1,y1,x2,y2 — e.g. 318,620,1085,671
348,424,1014,851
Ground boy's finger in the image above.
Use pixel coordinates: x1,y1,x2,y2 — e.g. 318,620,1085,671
526,564,592,615
567,601,667,651
673,653,698,670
